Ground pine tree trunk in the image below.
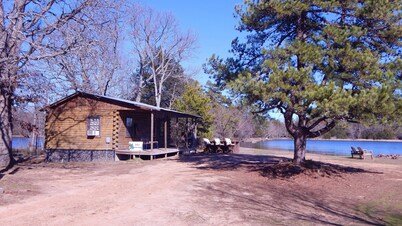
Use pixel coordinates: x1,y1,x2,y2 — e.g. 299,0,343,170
0,89,15,170
293,132,307,164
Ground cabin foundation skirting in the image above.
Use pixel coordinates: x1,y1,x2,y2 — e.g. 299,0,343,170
45,149,115,162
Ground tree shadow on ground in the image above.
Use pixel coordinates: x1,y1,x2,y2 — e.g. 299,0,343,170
195,179,387,225
0,154,44,178
177,153,387,225
177,153,381,179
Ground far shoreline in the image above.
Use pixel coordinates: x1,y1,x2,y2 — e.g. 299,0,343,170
239,147,402,164
241,138,402,157
243,137,402,143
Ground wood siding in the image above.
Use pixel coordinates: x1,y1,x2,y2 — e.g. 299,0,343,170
45,96,134,150
112,110,120,150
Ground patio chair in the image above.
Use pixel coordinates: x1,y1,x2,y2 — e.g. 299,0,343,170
357,147,374,160
213,138,223,153
213,138,221,145
222,138,235,153
203,138,212,153
351,147,363,159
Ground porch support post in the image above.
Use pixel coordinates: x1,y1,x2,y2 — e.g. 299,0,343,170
164,117,168,149
185,117,188,148
176,117,179,147
151,111,154,150
194,118,197,141
194,118,198,152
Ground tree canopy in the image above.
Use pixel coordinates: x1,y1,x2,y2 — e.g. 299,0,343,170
173,82,214,139
128,5,196,108
206,0,402,163
0,0,114,169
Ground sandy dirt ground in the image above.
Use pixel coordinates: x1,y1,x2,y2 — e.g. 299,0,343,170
0,148,402,226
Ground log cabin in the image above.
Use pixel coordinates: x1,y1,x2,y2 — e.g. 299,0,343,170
42,91,199,162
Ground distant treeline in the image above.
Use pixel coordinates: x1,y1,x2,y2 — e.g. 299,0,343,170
260,120,401,141
321,124,402,140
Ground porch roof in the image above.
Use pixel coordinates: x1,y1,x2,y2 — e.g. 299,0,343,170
42,91,200,118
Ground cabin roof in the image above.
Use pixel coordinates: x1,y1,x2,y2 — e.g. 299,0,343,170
42,91,200,118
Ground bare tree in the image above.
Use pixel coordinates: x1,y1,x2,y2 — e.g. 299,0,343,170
16,71,51,152
212,106,254,140
128,5,196,107
12,103,44,154
0,0,105,170
265,120,289,139
45,2,123,96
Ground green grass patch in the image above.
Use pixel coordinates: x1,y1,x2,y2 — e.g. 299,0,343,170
357,202,402,226
384,214,402,226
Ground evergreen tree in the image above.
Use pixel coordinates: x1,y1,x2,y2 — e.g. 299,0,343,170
172,82,214,139
204,80,232,107
206,0,402,164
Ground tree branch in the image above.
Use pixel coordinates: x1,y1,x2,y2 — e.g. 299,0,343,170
307,116,328,131
307,120,336,138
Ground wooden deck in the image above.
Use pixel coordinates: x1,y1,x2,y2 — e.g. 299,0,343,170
115,148,192,160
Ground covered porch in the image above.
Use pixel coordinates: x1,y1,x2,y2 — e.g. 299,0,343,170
114,108,199,160
115,148,195,160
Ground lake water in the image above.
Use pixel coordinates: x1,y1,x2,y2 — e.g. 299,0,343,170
12,137,402,156
242,139,402,156
12,137,44,150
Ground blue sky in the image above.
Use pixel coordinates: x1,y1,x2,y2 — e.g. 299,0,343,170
137,0,243,85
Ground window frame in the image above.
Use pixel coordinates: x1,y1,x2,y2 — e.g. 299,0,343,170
87,116,101,137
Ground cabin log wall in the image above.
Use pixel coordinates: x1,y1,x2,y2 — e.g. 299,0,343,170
112,110,119,150
45,96,132,150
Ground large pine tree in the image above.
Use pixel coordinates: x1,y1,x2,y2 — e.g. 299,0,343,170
206,0,402,164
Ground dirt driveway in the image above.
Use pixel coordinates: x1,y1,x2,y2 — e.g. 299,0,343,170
0,148,401,225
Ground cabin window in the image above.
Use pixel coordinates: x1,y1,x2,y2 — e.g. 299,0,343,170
87,116,101,137
125,117,136,137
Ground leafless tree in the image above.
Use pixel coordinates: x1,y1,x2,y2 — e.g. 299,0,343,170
45,2,123,96
212,106,254,140
16,71,53,152
265,120,289,139
233,111,255,140
12,103,44,154
128,4,196,107
0,0,107,170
